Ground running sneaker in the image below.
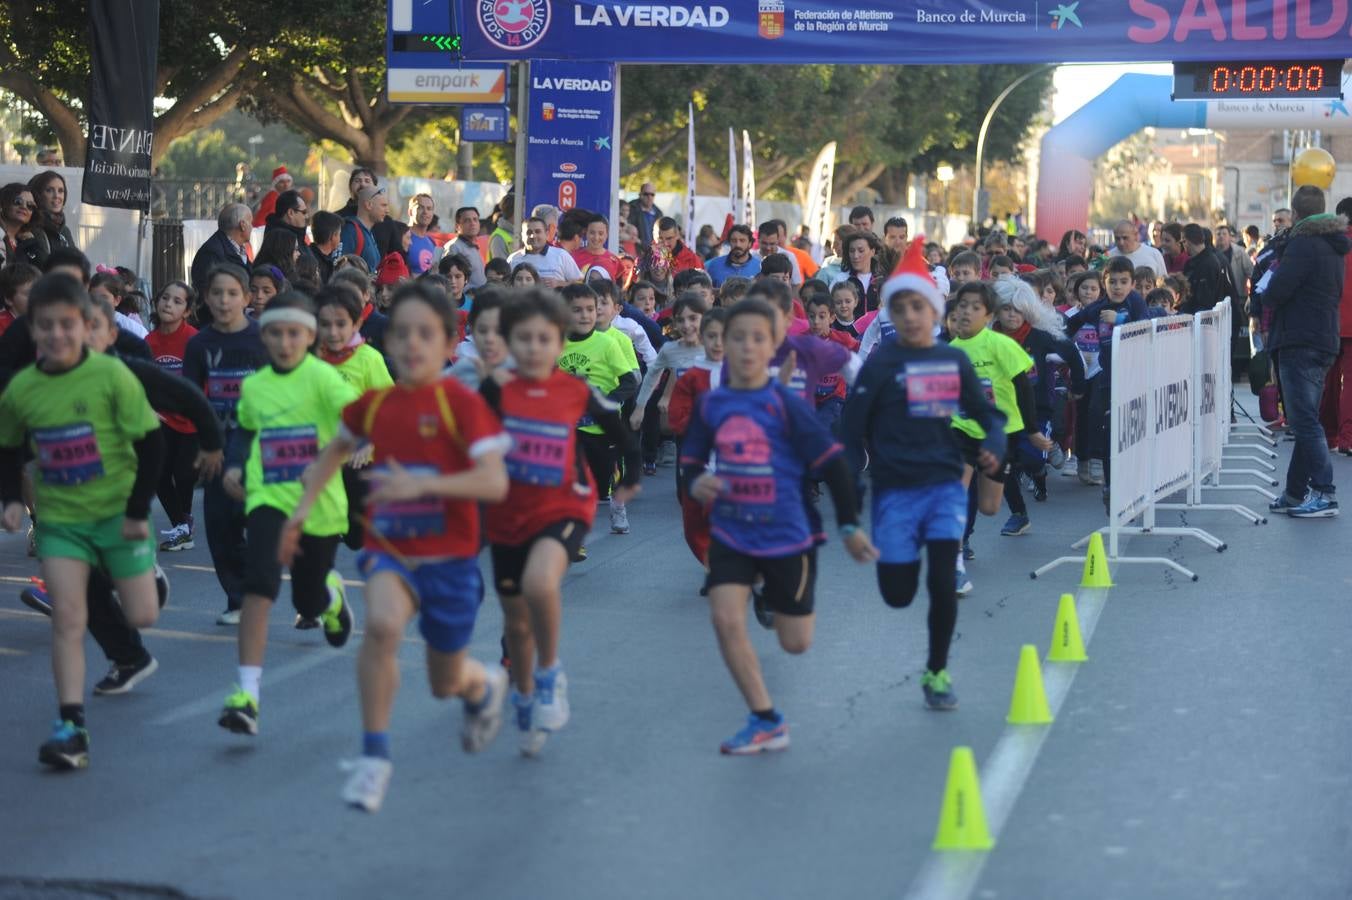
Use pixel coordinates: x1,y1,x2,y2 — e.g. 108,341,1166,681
216,608,241,626
719,713,790,755
642,462,658,477
158,523,194,552
1000,514,1031,536
38,720,89,770
660,441,678,466
921,669,959,711
294,615,319,630
609,502,630,535
752,588,774,629
320,571,353,648
1047,444,1066,470
93,655,159,696
1288,491,1340,518
1269,492,1306,514
513,690,547,758
1088,459,1105,484
340,756,393,813
20,577,51,617
1339,447,1352,457
218,687,259,735
572,544,588,563
461,664,509,753
955,571,973,597
1032,478,1048,502
962,540,975,562
1061,454,1080,477
533,665,570,732
154,563,169,609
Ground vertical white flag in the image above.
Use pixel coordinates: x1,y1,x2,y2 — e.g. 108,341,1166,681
686,102,697,244
728,127,737,223
741,129,756,228
803,141,837,251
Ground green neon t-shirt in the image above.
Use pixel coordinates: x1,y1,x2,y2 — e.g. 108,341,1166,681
558,329,635,435
332,343,394,395
236,355,359,534
0,352,160,524
950,328,1033,439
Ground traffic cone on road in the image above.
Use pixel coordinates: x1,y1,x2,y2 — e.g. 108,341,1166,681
1046,594,1088,663
932,746,994,850
1079,532,1114,588
1006,644,1054,724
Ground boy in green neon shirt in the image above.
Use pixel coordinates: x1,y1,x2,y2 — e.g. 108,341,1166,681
218,292,360,736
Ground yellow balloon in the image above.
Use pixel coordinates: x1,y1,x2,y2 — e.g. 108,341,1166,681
1292,147,1336,190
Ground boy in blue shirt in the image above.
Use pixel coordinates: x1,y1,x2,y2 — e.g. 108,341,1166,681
681,298,878,755
841,240,1006,709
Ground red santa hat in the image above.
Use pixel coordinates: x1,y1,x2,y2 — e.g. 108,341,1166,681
880,236,945,316
375,251,410,286
271,166,290,184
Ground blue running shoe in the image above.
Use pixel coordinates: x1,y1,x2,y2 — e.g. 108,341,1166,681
39,719,89,770
720,713,790,755
20,577,51,617
1269,492,1306,514
955,570,973,597
1289,491,1339,518
1000,514,1031,536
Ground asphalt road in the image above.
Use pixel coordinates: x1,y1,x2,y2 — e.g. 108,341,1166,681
0,430,1348,900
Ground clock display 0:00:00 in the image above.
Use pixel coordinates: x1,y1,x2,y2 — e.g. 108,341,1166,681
1208,63,1324,94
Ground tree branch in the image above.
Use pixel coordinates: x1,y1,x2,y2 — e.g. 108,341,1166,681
155,44,251,143
0,43,85,164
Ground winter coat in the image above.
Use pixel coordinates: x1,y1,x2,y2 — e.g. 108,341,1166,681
1181,247,1229,314
1263,213,1351,355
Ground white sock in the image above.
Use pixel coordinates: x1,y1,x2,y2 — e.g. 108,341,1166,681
239,665,262,701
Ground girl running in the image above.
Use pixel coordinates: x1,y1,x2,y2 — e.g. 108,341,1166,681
147,281,200,552
667,307,726,568
283,281,513,813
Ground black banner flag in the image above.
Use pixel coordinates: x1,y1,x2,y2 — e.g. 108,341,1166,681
82,0,159,211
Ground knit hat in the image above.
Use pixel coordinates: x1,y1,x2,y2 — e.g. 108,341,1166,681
879,236,945,316
271,166,290,184
375,251,410,286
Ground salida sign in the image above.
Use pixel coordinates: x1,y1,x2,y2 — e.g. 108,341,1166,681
457,0,1352,64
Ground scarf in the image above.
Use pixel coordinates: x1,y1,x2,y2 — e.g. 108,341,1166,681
318,333,365,367
1009,321,1033,346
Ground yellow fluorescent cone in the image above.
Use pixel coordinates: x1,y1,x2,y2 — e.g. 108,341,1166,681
1047,593,1088,663
932,746,994,851
1080,532,1114,588
1007,644,1054,725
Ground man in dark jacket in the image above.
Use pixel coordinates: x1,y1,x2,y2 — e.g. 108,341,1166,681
1263,185,1350,518
189,203,252,298
1180,223,1229,314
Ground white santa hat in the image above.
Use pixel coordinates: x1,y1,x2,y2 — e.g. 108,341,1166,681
879,236,946,317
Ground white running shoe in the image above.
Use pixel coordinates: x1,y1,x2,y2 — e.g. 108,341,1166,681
609,502,630,534
532,665,571,732
340,756,393,813
1047,444,1066,469
461,664,509,753
1061,454,1080,477
513,690,548,758
216,608,241,626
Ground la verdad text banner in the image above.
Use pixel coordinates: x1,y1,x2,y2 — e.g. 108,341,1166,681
456,0,1352,65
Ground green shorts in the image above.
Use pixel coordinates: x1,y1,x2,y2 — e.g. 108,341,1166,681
37,515,156,580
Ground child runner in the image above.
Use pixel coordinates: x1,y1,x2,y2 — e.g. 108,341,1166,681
681,297,877,755
315,284,395,556
668,307,726,568
949,280,1049,583
805,292,858,432
558,282,640,533
147,280,200,552
248,265,289,318
0,273,165,769
829,280,865,341
482,288,642,756
183,264,270,625
629,292,706,474
282,281,512,812
446,288,511,390
1064,270,1106,482
840,251,1006,709
0,262,39,337
217,291,359,736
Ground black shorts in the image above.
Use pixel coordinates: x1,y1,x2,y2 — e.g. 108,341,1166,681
956,431,1010,483
705,540,817,617
490,519,587,596
243,506,340,615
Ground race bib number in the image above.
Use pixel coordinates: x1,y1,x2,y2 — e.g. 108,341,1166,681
33,423,104,486
259,425,318,484
206,368,250,420
904,361,961,418
716,465,777,523
368,463,444,539
815,373,841,398
155,355,184,375
505,416,569,487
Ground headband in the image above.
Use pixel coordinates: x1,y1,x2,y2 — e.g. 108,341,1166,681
258,307,317,331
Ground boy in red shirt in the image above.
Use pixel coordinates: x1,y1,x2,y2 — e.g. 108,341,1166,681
146,280,200,551
283,282,512,814
480,288,642,757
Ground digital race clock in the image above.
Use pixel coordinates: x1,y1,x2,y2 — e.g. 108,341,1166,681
1174,60,1344,101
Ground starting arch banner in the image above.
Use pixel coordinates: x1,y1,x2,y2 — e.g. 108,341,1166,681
453,1,1352,65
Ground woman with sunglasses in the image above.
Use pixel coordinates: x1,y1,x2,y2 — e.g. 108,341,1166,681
0,183,37,268
20,171,77,269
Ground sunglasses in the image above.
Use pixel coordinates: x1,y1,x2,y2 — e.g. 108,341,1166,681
13,200,35,211
641,192,655,197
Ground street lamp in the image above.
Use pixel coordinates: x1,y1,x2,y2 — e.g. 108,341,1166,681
247,134,263,164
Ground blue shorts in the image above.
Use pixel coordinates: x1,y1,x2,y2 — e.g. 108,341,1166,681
872,481,967,564
358,552,483,654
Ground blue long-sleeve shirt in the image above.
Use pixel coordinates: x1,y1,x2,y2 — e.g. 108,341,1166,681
1062,291,1148,378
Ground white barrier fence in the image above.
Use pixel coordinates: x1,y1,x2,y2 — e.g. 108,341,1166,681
1034,301,1275,582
